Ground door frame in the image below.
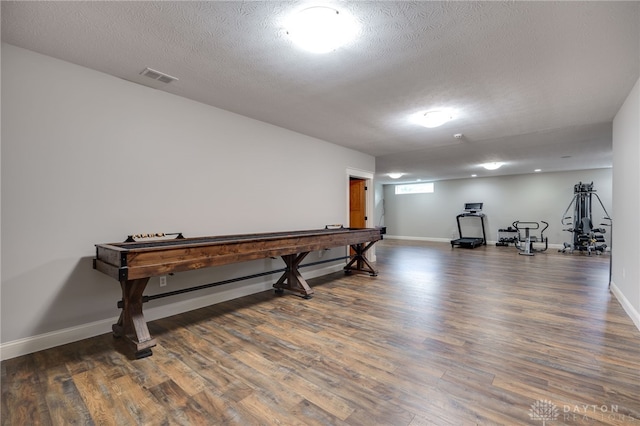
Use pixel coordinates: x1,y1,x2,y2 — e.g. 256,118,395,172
346,168,376,262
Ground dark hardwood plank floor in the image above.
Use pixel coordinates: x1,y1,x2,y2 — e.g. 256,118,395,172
2,240,639,425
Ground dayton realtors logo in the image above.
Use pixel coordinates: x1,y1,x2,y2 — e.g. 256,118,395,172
529,399,559,425
562,403,637,423
529,399,637,424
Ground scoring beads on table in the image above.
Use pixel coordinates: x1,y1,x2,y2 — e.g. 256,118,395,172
125,232,184,242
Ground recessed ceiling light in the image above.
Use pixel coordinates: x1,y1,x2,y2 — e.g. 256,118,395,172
481,162,504,170
534,169,542,172
285,7,359,53
471,174,477,178
388,173,404,179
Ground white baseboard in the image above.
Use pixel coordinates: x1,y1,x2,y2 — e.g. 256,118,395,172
384,235,451,243
0,264,343,361
610,280,640,332
384,234,564,250
0,317,117,362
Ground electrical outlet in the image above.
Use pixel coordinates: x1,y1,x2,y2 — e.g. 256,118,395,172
159,276,167,287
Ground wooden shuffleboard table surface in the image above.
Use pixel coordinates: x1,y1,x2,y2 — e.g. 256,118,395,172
94,227,383,358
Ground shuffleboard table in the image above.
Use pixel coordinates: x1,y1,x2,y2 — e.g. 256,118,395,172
94,227,383,358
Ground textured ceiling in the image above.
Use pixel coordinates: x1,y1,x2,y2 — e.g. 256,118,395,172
2,1,639,184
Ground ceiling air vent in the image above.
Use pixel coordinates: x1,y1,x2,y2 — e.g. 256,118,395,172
140,67,178,84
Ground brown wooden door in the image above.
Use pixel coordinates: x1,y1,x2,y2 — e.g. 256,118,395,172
350,178,366,228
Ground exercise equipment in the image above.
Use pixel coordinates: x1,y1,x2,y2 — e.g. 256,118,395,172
559,181,611,255
513,221,548,256
496,226,518,246
451,203,486,249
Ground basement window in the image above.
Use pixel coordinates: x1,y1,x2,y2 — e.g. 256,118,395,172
395,182,434,195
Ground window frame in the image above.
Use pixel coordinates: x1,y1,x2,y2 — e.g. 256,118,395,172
394,182,434,195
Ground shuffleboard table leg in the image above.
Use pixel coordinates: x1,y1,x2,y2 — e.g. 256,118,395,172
135,348,153,359
273,253,315,298
344,242,379,276
113,278,157,358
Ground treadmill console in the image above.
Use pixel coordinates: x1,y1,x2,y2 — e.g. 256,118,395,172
464,202,483,214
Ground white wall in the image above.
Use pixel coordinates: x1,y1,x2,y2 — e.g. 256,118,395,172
611,76,640,329
381,168,612,247
0,44,375,355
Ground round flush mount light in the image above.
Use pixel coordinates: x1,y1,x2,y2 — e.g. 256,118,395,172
285,7,360,53
388,173,404,179
412,110,454,128
481,162,505,170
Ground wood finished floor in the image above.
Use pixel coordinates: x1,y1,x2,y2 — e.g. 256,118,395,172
2,240,639,425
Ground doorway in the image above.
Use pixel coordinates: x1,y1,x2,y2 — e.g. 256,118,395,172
349,178,367,228
346,168,375,262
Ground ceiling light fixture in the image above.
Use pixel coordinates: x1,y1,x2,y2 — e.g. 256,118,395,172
285,7,359,53
412,111,452,128
534,169,542,172
388,173,404,179
481,162,504,170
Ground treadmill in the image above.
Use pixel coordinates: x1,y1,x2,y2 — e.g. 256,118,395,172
451,203,487,249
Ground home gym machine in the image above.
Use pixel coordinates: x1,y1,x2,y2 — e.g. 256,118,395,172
451,203,486,249
559,181,611,255
512,221,548,256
